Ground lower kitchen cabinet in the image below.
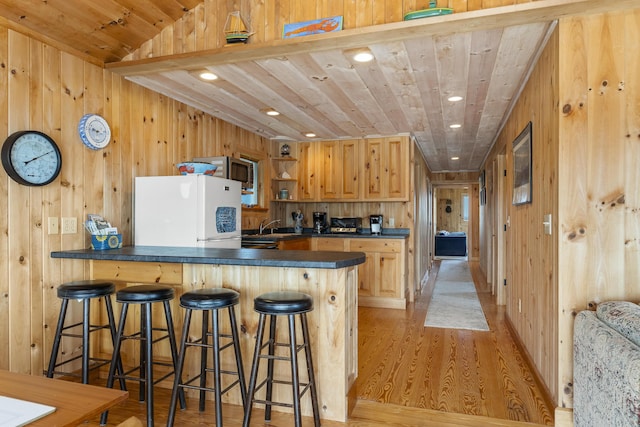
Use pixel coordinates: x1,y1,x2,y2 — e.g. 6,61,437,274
313,237,407,309
278,236,311,250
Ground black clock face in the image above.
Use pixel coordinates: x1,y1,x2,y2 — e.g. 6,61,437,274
1,131,62,186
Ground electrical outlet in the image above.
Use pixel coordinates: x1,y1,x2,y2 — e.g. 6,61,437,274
48,217,59,234
61,217,77,234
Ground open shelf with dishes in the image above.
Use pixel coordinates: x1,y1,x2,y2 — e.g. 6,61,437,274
271,142,298,201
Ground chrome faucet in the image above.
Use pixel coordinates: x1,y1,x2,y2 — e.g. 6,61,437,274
259,219,281,234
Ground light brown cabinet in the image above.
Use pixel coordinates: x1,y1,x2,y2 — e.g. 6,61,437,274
278,237,311,250
318,140,360,200
349,239,406,309
364,136,409,200
313,237,407,309
275,136,409,202
297,141,317,200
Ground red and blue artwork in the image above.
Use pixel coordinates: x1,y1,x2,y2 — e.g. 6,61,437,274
283,16,343,39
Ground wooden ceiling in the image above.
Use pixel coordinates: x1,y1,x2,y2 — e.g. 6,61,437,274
0,0,636,172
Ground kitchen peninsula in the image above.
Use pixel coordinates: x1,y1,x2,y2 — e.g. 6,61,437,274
51,246,364,422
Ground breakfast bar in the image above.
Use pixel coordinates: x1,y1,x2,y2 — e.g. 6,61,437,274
51,246,364,422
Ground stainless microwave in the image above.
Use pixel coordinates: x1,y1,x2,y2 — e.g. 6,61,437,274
193,156,253,189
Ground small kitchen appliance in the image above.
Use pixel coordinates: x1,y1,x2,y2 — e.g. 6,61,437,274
329,217,362,234
312,212,327,234
370,214,383,235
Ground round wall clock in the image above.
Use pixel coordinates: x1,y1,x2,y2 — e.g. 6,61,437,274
1,130,62,186
78,114,111,150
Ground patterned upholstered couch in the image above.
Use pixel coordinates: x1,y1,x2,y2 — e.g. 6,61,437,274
574,301,640,426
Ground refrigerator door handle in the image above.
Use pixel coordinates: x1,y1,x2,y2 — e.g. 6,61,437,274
198,236,241,242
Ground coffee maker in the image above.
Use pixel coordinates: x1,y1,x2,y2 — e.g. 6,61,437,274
313,212,327,234
370,214,383,235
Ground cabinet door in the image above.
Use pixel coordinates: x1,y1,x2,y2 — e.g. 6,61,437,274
356,252,376,297
378,252,400,298
364,136,408,200
297,142,317,200
279,237,310,250
319,140,360,200
319,140,341,199
340,140,360,199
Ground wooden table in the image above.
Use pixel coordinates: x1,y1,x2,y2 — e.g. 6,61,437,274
0,370,128,427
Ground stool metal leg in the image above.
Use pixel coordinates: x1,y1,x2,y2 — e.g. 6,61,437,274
212,309,223,426
100,302,129,426
46,299,69,378
288,314,302,427
200,309,209,411
82,298,91,384
243,313,267,427
265,314,277,422
164,300,187,409
167,308,192,427
228,304,247,407
301,313,321,427
104,295,127,391
143,302,154,427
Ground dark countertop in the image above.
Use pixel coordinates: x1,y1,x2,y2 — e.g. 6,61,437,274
51,246,366,269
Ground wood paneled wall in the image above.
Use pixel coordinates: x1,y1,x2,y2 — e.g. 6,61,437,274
480,24,559,405
480,8,640,420
0,26,269,374
126,0,532,61
556,10,640,412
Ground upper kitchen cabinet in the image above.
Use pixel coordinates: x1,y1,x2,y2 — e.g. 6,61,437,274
319,140,360,200
364,136,409,201
298,141,318,201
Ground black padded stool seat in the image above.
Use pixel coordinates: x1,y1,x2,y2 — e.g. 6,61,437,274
168,288,246,427
46,280,124,387
57,280,115,299
116,284,174,303
254,291,313,314
101,284,185,427
179,288,239,310
243,291,320,427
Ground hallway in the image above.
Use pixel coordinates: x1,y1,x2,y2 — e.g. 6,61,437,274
356,259,555,425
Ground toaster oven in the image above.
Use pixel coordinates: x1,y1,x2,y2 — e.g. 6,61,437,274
330,217,363,234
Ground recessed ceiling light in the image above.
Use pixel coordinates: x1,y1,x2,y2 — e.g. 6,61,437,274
265,109,280,116
304,132,316,138
199,71,218,81
448,96,463,102
353,50,374,63
451,156,460,160
449,124,462,129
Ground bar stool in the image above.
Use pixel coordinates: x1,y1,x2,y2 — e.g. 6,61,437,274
100,284,186,427
168,288,247,426
242,291,320,427
46,280,125,388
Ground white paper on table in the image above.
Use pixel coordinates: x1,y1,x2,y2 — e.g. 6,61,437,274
0,396,56,427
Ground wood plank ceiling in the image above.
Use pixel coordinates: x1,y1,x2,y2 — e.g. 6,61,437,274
1,0,623,172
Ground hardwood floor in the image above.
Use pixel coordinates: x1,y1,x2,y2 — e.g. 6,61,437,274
356,259,554,425
82,259,554,426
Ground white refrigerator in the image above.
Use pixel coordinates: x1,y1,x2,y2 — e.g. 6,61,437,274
134,175,242,248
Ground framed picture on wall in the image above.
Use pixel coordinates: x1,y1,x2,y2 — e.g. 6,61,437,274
512,121,533,205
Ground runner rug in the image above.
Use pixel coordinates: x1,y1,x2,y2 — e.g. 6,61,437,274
424,259,490,331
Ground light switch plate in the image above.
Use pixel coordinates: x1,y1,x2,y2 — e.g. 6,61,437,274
48,217,59,234
543,214,552,235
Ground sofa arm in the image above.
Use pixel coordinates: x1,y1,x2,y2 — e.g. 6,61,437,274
574,310,640,427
